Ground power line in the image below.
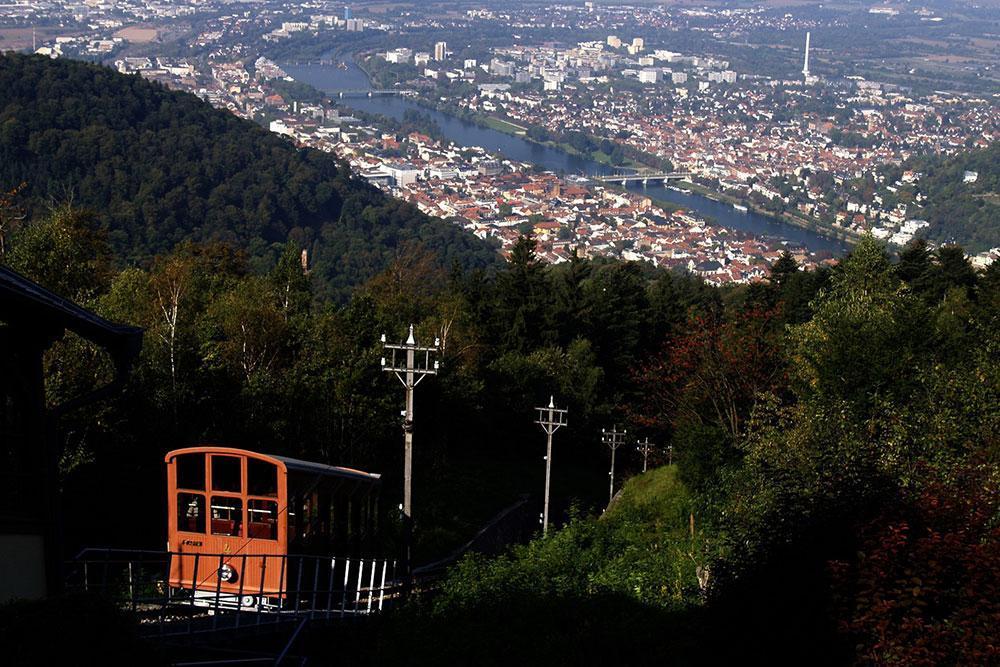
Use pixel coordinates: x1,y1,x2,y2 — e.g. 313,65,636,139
534,396,567,536
602,426,627,504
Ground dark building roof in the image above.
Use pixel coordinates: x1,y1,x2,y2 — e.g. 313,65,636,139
0,265,142,360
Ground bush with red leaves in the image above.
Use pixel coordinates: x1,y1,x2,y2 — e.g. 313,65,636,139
831,459,1000,665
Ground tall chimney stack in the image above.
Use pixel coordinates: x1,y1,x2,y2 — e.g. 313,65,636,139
802,31,811,78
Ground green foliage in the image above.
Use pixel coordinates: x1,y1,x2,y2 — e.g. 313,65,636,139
791,236,929,410
435,466,700,611
4,204,112,301
705,235,999,660
893,141,1000,252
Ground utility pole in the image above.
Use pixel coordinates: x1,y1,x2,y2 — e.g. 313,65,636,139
602,426,627,504
381,324,439,583
667,444,674,466
534,396,567,536
636,437,654,473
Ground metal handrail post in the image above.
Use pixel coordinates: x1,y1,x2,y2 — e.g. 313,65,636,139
235,553,248,628
340,558,350,618
212,554,224,631
378,560,388,611
310,556,321,619
326,558,336,619
188,553,201,636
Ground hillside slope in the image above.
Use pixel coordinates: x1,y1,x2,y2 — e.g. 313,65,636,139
0,53,499,298
889,141,999,252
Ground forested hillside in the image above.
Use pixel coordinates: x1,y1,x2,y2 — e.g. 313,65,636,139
0,53,499,299
886,141,999,252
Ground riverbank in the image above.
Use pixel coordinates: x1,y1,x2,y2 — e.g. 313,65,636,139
282,60,850,256
680,179,862,244
441,105,649,172
445,106,857,245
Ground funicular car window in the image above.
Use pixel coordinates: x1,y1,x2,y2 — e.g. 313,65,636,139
178,492,205,533
210,496,243,536
176,453,205,490
247,458,277,497
248,499,278,540
211,455,242,493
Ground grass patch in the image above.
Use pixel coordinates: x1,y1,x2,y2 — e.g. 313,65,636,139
482,116,525,134
607,464,689,520
590,150,643,170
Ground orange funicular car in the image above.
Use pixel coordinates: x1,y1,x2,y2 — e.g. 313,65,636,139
165,446,381,609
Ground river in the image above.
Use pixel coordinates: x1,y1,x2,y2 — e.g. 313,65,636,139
283,61,848,256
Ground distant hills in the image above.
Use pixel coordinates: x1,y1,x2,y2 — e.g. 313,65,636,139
0,53,499,299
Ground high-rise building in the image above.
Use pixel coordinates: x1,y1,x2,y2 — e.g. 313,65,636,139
344,6,351,20
434,41,447,62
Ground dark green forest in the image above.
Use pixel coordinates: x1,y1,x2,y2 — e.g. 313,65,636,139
0,53,499,300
